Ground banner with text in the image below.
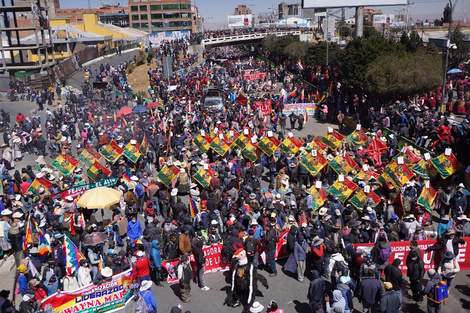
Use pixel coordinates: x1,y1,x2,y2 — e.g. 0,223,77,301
353,237,470,275
282,103,317,116
243,72,267,80
51,178,118,200
41,269,134,313
254,100,272,116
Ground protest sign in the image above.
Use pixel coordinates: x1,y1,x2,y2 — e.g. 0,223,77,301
282,103,316,116
243,72,267,80
51,178,118,200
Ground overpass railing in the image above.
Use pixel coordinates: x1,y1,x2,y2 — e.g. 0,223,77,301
201,31,301,45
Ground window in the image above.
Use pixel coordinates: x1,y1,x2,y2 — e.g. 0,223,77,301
162,4,179,10
150,4,161,11
180,3,191,10
139,5,147,12
140,14,148,20
181,13,191,18
164,12,179,19
151,13,162,19
130,5,138,12
152,22,163,28
131,14,139,21
132,23,140,29
141,22,149,29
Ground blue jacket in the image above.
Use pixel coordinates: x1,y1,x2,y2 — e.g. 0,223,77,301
150,240,162,269
134,184,145,199
127,220,143,241
253,225,264,239
294,241,309,262
139,289,157,311
18,274,28,293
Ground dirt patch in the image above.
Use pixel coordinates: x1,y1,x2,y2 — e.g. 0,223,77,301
127,62,155,94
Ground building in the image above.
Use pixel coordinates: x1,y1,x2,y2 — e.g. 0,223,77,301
278,2,301,19
54,3,126,24
191,5,202,33
234,5,252,15
128,0,192,33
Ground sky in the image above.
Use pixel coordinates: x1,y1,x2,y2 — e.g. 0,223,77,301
60,0,469,29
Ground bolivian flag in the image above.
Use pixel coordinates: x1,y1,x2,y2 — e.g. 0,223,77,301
193,132,213,153
430,153,462,179
27,176,53,194
258,135,281,157
412,159,438,180
302,137,327,157
280,136,303,155
156,164,180,187
322,129,344,150
300,153,328,176
50,151,79,177
210,135,231,156
348,128,369,148
101,140,124,164
328,177,358,203
124,142,142,163
78,145,102,168
234,133,252,150
309,186,327,211
140,135,149,156
349,190,381,212
226,129,240,146
417,182,437,213
87,161,111,181
329,153,357,175
382,161,414,189
354,170,379,183
193,167,215,188
242,141,260,162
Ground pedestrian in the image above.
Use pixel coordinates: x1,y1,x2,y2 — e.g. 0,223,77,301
437,251,460,289
150,239,163,286
127,214,143,245
325,290,345,313
336,276,354,313
244,228,261,270
380,282,401,313
266,300,284,313
422,269,442,313
308,270,325,310
138,280,157,313
293,233,309,282
356,269,383,313
249,301,264,313
177,254,192,303
384,258,405,305
264,222,278,277
17,265,29,296
133,250,151,285
406,250,424,304
62,268,79,291
77,259,92,287
191,230,210,291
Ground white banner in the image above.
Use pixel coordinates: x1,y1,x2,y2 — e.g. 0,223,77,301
373,14,396,24
228,14,253,27
303,0,407,8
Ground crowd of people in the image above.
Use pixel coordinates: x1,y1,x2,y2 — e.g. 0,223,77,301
0,34,468,313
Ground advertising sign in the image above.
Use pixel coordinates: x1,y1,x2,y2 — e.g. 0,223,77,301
228,14,253,27
149,30,190,45
41,269,135,313
243,72,267,80
373,14,396,24
354,237,470,275
254,100,272,116
302,0,407,8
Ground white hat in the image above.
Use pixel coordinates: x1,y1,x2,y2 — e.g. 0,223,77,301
101,267,113,278
136,251,144,257
276,194,281,199
367,206,372,212
65,196,73,202
2,209,12,215
12,212,23,219
22,294,34,302
288,215,295,221
458,183,465,188
250,219,258,226
319,207,328,216
61,136,67,141
140,280,153,291
131,176,139,181
211,220,218,225
250,301,264,313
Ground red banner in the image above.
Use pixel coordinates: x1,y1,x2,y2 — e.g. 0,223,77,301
353,237,470,275
243,72,267,80
254,100,272,116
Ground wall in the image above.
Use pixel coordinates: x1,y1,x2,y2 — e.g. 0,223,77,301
80,13,132,39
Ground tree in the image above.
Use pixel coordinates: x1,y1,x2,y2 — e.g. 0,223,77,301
284,41,309,60
304,41,341,66
264,34,300,56
400,30,424,53
442,3,452,24
449,26,470,67
364,49,442,99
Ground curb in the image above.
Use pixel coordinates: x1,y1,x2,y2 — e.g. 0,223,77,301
82,47,140,67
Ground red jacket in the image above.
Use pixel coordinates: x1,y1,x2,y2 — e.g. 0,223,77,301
133,257,151,279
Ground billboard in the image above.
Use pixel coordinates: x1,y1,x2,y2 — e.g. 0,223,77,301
228,14,253,27
302,0,407,8
149,30,190,45
373,14,396,24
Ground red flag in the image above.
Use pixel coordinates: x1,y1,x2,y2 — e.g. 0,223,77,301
70,209,76,235
366,137,388,163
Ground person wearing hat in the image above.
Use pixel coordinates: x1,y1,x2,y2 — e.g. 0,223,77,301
249,301,264,313
0,209,12,253
437,215,452,238
407,249,424,304
77,259,92,287
133,250,151,285
438,251,460,289
177,254,193,303
93,267,113,285
451,183,467,220
441,227,465,263
19,293,36,313
422,269,442,313
384,258,405,306
439,186,452,218
9,212,24,267
42,258,62,295
29,278,47,302
127,214,143,246
379,281,400,313
63,267,79,291
17,264,29,296
138,280,157,313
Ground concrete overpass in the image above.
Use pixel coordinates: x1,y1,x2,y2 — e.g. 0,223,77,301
201,30,302,48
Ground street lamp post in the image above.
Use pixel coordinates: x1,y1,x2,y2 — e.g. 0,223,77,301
440,0,456,113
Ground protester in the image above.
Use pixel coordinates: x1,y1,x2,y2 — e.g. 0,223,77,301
177,254,192,303
380,282,401,313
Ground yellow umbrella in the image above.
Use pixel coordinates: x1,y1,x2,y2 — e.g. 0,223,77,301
77,187,122,209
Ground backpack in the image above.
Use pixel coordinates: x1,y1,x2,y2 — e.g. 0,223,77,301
379,247,392,262
222,238,235,258
135,291,150,313
245,238,256,257
426,281,449,303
